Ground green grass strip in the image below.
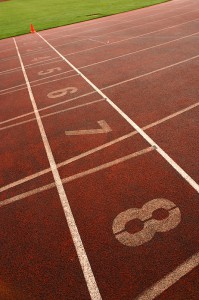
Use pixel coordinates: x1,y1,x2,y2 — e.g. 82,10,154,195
0,0,169,39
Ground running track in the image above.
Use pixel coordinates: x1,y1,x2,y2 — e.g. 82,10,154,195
0,0,199,299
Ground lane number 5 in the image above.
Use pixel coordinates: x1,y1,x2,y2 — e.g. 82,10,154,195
38,67,62,76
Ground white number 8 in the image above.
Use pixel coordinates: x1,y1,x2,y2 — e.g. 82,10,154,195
112,198,181,247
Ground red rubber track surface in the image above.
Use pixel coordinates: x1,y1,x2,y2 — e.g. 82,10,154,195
0,0,199,299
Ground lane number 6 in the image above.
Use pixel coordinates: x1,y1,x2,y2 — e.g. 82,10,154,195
47,87,77,98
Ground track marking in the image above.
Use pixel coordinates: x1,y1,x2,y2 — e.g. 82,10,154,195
113,199,181,247
0,58,62,76
79,31,199,70
0,73,79,95
136,251,199,300
0,91,96,125
1,100,198,192
87,38,107,45
0,131,135,192
38,32,199,194
14,38,102,300
103,54,199,90
0,69,75,93
0,38,89,62
63,17,199,58
0,147,154,207
0,99,105,131
65,120,112,135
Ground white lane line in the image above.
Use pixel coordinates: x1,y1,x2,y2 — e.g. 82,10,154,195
0,70,75,93
142,102,199,130
0,147,154,207
13,38,102,300
136,251,199,300
79,31,199,71
63,17,199,58
103,54,199,91
1,100,198,193
0,73,79,96
0,98,105,131
38,32,199,194
0,131,134,192
0,91,96,125
0,38,89,63
0,57,61,76
0,58,62,76
87,38,107,45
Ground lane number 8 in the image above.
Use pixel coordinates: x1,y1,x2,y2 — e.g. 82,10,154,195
112,198,181,247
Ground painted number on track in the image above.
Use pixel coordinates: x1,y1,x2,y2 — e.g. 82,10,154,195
38,67,62,76
113,198,181,247
65,120,112,135
47,87,77,98
32,56,50,62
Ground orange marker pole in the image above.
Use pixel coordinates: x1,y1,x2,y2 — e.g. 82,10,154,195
30,24,36,33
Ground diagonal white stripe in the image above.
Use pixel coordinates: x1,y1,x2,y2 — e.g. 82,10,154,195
13,37,102,300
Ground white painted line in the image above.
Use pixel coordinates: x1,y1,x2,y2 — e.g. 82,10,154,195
0,70,74,93
87,38,107,45
0,57,62,76
0,131,136,192
1,100,198,193
14,37,102,300
79,31,199,71
0,38,89,63
142,101,199,130
38,32,199,194
0,58,62,76
0,146,154,206
64,17,199,58
0,91,96,125
0,98,105,132
0,73,79,95
102,54,199,91
136,251,199,300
